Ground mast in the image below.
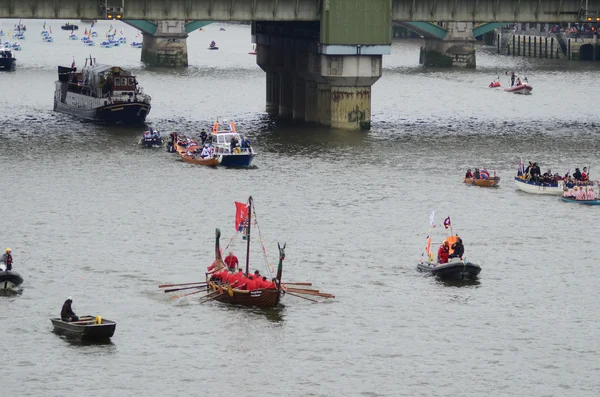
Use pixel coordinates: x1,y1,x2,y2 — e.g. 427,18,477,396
245,196,253,275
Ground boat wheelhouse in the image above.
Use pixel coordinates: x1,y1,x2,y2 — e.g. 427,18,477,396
53,58,151,123
210,119,256,167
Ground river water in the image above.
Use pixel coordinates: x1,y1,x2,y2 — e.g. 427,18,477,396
1,19,599,397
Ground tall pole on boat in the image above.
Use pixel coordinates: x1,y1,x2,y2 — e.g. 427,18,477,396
245,196,253,275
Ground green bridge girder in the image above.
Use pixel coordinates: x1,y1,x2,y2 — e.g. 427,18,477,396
121,20,213,35
403,22,448,39
472,23,508,37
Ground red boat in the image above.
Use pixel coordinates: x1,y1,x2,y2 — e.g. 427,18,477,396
489,81,501,88
504,83,533,94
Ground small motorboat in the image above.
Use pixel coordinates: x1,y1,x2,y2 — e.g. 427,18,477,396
69,34,78,40
417,258,481,280
0,269,24,292
504,83,533,94
130,41,142,48
11,43,21,51
219,27,226,31
43,37,54,43
208,46,219,50
139,130,164,148
61,24,79,31
84,41,95,46
91,32,98,38
50,316,116,340
514,176,563,195
489,80,501,88
560,197,600,205
464,176,500,187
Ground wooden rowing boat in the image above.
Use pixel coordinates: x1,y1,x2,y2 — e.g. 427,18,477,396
560,197,600,205
178,151,220,166
464,176,500,187
50,316,116,340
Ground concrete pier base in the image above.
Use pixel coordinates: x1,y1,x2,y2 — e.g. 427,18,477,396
317,83,332,126
141,21,188,67
420,22,476,68
304,80,318,123
293,76,306,120
265,72,280,115
279,73,294,118
330,86,371,130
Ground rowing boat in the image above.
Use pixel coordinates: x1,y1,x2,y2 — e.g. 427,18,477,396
464,176,500,187
560,197,600,205
178,151,220,166
50,316,116,340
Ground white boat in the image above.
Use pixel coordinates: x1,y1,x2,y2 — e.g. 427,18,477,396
210,118,256,167
514,176,564,195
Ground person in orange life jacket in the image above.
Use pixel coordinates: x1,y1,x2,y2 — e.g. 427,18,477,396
224,251,238,271
1,248,13,271
480,169,489,179
437,241,449,264
465,169,473,178
449,238,464,259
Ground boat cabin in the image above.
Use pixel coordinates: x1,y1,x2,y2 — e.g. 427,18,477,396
210,119,253,155
0,46,13,59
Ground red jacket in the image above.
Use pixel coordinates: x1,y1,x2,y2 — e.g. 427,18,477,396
437,245,449,264
224,255,238,269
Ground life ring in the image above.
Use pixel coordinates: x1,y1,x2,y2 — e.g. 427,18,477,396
228,286,233,297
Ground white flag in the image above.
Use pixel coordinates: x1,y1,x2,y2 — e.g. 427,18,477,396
429,210,435,226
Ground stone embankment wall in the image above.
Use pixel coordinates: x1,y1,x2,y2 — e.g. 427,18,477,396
494,30,600,61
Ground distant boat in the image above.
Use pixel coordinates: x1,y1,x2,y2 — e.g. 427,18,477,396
61,24,79,31
248,45,257,55
504,83,532,94
219,27,226,31
130,41,142,48
208,46,219,50
0,45,16,71
464,176,500,187
560,197,600,205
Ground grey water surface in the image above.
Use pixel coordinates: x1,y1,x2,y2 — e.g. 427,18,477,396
1,19,599,397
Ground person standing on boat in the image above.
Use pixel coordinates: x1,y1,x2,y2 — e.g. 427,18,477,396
199,129,208,145
1,248,13,271
437,242,449,265
510,72,515,86
224,252,239,272
573,168,582,180
61,297,79,322
582,167,589,181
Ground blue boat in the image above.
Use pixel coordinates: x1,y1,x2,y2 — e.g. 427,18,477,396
130,41,142,48
91,32,98,37
69,34,78,40
560,197,600,205
118,36,126,44
11,43,21,51
84,41,95,46
210,118,256,167
100,41,113,48
44,37,54,43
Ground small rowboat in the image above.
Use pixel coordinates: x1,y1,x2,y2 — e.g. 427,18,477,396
178,152,220,166
417,258,481,280
560,197,600,205
0,270,23,292
464,176,500,187
514,177,563,195
50,316,116,340
504,84,532,94
489,81,501,88
208,46,219,50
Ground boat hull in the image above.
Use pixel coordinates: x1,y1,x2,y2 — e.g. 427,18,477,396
50,317,116,340
219,153,255,167
139,138,164,148
208,283,281,308
0,271,24,291
179,152,220,166
504,84,533,94
0,58,16,71
560,197,600,205
417,259,481,280
464,177,500,187
514,177,563,195
54,100,150,124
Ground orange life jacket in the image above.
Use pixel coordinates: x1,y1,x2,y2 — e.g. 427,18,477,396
445,235,459,255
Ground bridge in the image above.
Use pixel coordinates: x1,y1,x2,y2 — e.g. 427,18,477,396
2,0,598,130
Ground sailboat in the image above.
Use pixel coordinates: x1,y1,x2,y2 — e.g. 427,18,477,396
416,213,481,280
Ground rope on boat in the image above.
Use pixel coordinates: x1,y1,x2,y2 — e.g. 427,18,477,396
250,203,275,280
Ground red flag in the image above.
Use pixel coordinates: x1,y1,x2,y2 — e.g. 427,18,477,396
71,59,75,69
443,217,451,229
234,202,249,230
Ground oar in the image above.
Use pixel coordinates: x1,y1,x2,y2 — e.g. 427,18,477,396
284,290,320,303
200,291,224,304
282,282,312,286
159,281,207,288
285,288,335,299
170,289,208,300
163,285,207,293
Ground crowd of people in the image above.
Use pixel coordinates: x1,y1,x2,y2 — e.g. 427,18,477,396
518,161,594,186
209,266,278,291
166,128,252,158
562,185,597,201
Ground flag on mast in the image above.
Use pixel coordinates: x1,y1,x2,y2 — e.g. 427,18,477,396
234,202,249,231
443,217,451,229
71,58,75,69
429,210,435,226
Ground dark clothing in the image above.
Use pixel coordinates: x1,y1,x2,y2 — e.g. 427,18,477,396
1,253,12,271
200,131,208,145
474,169,481,179
61,300,78,322
573,170,582,180
449,243,464,259
465,171,473,178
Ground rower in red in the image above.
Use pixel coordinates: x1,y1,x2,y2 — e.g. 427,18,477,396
224,251,239,271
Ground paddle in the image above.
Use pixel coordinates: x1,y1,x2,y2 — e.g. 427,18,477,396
284,287,335,299
163,285,207,293
200,291,224,304
284,290,320,303
170,289,207,300
282,282,312,286
158,281,207,288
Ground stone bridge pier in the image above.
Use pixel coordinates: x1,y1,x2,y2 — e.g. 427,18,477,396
420,22,476,68
254,0,389,130
141,21,188,67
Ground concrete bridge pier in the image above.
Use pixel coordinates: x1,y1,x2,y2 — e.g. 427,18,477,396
141,21,188,67
420,22,476,68
265,72,280,115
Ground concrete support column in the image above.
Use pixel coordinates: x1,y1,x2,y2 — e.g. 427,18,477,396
317,83,331,126
304,80,318,123
265,72,280,115
279,73,293,118
293,76,306,120
420,22,476,68
330,86,372,129
141,21,188,67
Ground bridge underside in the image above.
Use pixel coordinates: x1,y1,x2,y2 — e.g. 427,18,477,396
0,0,595,22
